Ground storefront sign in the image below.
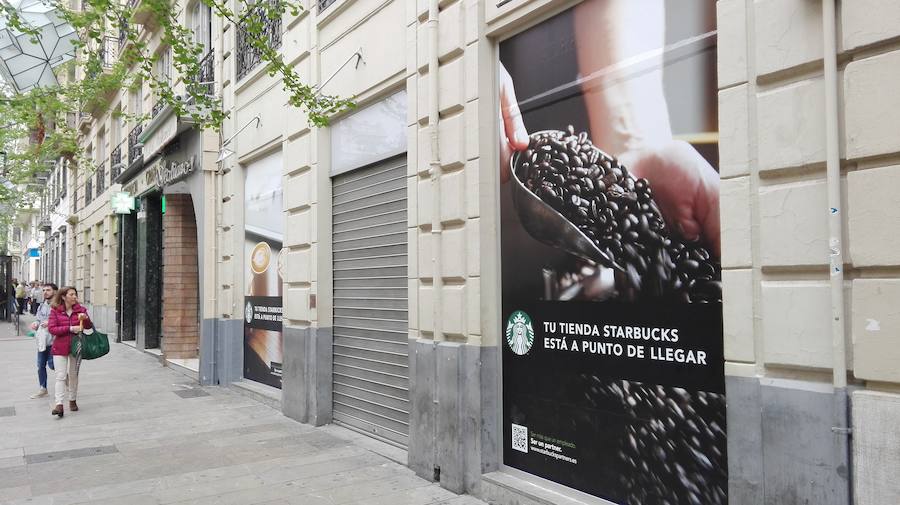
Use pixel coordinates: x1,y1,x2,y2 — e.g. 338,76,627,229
156,156,197,188
498,2,725,503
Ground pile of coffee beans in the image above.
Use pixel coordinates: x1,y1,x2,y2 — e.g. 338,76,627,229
516,127,721,303
580,376,727,504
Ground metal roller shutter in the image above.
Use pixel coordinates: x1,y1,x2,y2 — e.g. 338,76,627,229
331,156,409,447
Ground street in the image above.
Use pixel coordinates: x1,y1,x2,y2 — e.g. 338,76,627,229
0,316,483,505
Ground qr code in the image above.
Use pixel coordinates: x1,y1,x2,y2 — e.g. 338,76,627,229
511,424,528,453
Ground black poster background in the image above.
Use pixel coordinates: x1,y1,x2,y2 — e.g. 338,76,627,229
499,2,725,504
244,296,283,388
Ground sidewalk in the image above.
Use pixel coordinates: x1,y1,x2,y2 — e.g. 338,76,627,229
0,320,485,505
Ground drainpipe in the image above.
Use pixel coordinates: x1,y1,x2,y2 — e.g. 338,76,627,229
428,0,442,344
427,0,442,482
208,11,226,385
822,0,851,498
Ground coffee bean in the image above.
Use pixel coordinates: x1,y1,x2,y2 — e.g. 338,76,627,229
519,127,721,303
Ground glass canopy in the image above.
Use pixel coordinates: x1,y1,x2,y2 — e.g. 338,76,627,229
0,0,76,92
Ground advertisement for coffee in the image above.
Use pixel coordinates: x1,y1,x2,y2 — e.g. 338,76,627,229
244,153,284,388
499,1,724,503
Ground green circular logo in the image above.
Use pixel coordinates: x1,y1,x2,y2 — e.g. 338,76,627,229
506,310,535,355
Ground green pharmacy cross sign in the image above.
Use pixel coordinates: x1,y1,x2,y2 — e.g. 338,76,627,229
111,192,136,214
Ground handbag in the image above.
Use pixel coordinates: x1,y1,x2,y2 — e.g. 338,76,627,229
70,330,110,360
35,326,53,352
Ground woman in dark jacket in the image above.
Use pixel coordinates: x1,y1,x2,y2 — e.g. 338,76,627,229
48,287,94,418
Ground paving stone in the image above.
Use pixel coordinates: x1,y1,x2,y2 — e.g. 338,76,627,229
24,445,119,465
172,388,211,398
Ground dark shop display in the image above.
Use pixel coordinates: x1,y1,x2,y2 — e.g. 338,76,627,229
499,1,725,503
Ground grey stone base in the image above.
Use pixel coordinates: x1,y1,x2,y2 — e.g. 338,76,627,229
409,339,490,494
282,326,332,426
852,389,900,505
199,318,243,386
727,376,851,505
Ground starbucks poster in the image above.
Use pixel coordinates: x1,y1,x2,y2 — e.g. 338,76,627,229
499,1,725,503
244,152,284,388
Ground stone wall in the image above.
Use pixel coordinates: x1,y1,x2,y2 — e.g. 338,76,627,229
717,0,900,503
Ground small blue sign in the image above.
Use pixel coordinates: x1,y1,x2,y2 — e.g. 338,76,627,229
28,248,40,258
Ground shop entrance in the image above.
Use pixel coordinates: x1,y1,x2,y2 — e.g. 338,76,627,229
135,192,163,349
161,193,201,369
331,156,410,448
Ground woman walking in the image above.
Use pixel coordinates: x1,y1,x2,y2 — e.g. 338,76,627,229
48,287,94,418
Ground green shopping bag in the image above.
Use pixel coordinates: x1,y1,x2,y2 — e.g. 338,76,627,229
70,330,110,360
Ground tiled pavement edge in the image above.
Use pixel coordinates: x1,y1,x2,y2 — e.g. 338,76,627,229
0,320,485,505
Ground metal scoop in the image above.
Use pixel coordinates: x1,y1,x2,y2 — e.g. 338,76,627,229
509,130,625,272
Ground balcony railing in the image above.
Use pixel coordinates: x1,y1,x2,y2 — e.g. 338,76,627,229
85,177,93,206
197,50,214,96
110,145,122,180
235,0,282,81
95,162,106,195
127,123,143,165
118,18,129,49
99,36,117,69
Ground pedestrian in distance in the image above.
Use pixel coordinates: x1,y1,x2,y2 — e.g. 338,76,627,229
29,283,57,399
48,286,94,418
15,279,26,315
30,281,41,314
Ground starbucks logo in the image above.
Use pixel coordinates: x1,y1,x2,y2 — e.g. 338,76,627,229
245,301,254,324
506,310,535,355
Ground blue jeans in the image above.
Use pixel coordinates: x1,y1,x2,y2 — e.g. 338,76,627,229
37,349,54,389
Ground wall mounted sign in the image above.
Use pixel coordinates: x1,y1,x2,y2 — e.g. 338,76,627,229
111,191,136,214
155,155,197,188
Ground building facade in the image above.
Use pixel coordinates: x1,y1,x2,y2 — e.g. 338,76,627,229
58,0,900,504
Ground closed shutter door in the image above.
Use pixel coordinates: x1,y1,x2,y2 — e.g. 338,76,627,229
332,156,409,447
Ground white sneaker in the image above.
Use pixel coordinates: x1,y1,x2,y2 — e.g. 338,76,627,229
30,388,48,399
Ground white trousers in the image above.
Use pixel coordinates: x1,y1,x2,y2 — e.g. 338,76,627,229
53,354,81,405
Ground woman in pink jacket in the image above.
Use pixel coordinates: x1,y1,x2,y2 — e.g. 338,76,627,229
48,287,94,418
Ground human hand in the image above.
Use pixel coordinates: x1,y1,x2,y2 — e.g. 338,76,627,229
499,64,529,183
30,321,38,331
619,141,720,257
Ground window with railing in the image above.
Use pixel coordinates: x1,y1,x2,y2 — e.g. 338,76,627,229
128,123,143,165
118,17,129,49
110,145,122,181
235,0,282,81
99,36,117,69
197,50,214,96
85,177,93,206
96,162,106,195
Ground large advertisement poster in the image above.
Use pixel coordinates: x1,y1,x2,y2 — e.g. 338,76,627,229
244,152,284,389
499,1,724,503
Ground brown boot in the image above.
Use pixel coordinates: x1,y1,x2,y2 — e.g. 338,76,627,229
69,401,78,412
51,404,64,418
